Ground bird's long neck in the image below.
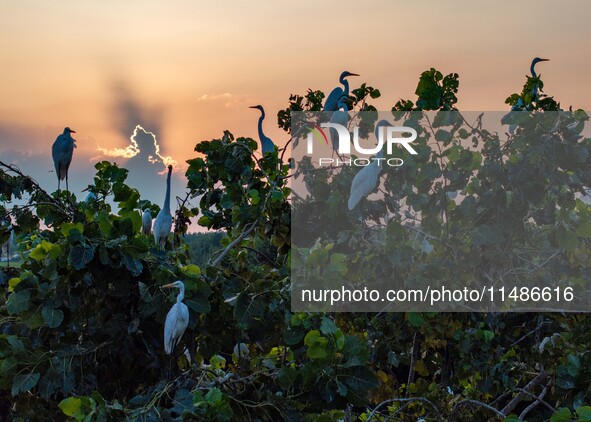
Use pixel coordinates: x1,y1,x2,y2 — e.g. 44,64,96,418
376,129,386,160
257,109,266,141
163,167,171,213
530,61,538,79
340,75,349,96
176,284,185,303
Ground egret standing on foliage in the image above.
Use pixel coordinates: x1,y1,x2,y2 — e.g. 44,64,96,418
163,280,189,355
249,105,275,154
142,209,153,236
530,57,549,98
348,120,391,211
51,127,77,192
324,71,359,111
154,165,173,249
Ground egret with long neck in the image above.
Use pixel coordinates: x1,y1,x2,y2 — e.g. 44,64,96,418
249,105,275,154
153,165,173,249
530,57,549,98
324,71,359,111
163,280,189,355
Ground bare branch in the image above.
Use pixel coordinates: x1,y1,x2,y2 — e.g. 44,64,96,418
366,397,443,422
210,220,259,267
518,383,554,420
450,399,505,421
500,370,547,415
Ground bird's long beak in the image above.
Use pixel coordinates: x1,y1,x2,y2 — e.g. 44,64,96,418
349,73,360,77
249,106,257,109
540,58,549,62
70,130,76,133
162,283,176,288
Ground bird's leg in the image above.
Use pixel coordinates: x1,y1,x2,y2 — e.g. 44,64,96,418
66,173,69,193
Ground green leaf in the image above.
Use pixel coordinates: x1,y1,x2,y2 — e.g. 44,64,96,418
59,397,84,420
205,387,223,404
336,380,348,396
121,255,143,277
550,407,572,422
209,355,226,370
6,290,30,315
556,227,578,251
8,278,20,293
61,222,84,237
12,372,40,396
182,264,202,278
7,336,24,352
248,189,260,205
42,306,64,328
304,330,328,359
407,313,424,327
69,242,94,270
577,406,591,421
1,357,17,375
320,317,337,335
576,221,591,238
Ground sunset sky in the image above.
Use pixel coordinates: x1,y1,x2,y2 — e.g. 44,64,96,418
1,0,590,208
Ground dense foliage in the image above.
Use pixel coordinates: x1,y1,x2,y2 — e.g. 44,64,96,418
0,66,589,421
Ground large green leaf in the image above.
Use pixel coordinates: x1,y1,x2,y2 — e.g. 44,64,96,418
41,306,64,328
11,372,40,396
6,290,30,315
69,242,94,270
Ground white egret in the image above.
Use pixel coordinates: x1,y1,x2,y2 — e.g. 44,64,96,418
142,209,153,236
249,105,275,154
51,127,77,192
163,280,189,355
154,165,173,249
348,120,391,211
324,71,359,111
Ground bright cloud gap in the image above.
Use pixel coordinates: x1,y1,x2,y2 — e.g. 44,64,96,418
96,124,177,170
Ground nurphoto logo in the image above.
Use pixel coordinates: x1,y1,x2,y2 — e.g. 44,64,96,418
307,122,419,167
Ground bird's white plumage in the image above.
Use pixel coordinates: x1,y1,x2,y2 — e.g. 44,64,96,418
164,302,189,354
348,161,381,210
163,280,189,355
154,210,172,247
154,165,173,249
347,120,391,211
142,209,153,236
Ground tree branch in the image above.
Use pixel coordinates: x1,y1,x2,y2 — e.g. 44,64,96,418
500,370,547,415
210,220,259,267
366,397,442,422
518,383,554,420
